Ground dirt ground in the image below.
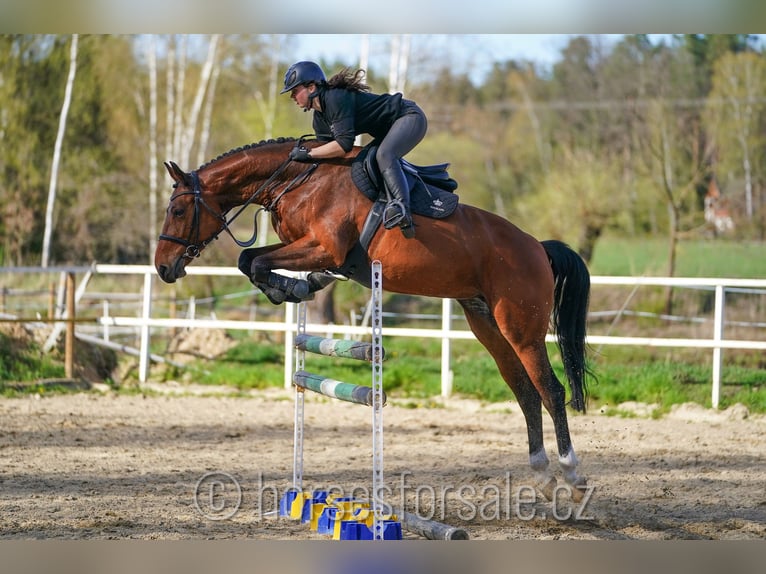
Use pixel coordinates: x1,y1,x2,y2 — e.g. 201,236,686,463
1,388,764,540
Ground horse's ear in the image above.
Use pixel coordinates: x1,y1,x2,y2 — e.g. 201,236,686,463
164,161,188,184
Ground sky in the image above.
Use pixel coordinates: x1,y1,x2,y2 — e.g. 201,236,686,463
291,34,626,84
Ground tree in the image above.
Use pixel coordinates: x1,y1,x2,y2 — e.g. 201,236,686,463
0,36,37,265
146,35,159,260
387,34,410,94
705,51,766,226
41,34,78,267
681,34,757,96
4,34,766,268
638,45,711,312
514,148,623,263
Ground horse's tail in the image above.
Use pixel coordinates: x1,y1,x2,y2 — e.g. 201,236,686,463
542,240,592,413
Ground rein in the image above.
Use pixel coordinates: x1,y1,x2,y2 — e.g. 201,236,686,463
159,155,314,259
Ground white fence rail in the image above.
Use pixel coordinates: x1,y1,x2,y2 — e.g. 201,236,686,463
2,264,766,409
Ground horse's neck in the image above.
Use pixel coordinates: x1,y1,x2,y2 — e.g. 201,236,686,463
205,154,281,209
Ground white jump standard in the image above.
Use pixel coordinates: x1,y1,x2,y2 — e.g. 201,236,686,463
280,260,468,540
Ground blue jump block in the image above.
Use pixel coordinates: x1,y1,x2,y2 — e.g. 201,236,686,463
339,521,374,540
278,490,328,519
300,491,329,524
278,490,299,517
316,497,358,534
316,506,339,535
339,520,402,541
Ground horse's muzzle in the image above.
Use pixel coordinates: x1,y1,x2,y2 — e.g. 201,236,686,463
156,258,187,283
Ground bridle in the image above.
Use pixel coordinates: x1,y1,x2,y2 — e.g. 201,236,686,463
158,149,317,259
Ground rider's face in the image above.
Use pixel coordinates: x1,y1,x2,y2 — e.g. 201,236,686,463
290,84,313,110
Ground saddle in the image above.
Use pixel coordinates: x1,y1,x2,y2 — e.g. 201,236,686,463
320,145,460,286
350,145,459,251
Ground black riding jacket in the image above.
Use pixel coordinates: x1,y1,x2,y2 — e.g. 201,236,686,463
312,87,405,152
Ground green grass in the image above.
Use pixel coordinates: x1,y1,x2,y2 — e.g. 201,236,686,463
148,337,766,414
4,329,764,414
0,331,65,393
585,345,766,413
590,236,766,277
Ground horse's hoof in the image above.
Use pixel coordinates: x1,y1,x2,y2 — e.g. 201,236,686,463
263,287,286,305
286,292,315,303
537,476,557,501
569,479,588,503
570,486,586,503
288,279,310,299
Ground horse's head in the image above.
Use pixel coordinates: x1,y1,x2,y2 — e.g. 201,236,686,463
154,138,327,283
154,161,227,283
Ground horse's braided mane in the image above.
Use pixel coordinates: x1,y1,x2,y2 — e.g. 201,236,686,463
198,137,298,170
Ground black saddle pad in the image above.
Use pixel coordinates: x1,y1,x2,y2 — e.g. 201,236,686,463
351,146,459,220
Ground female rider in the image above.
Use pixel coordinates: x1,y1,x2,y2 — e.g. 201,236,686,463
282,61,428,238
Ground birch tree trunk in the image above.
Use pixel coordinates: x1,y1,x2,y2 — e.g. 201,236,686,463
147,35,159,261
172,35,187,163
164,35,176,165
255,34,283,247
387,34,410,94
253,35,282,140
42,34,78,268
196,55,221,168
727,67,755,220
179,34,220,169
354,35,369,148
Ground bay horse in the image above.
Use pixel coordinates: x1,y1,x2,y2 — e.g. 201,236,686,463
154,137,592,501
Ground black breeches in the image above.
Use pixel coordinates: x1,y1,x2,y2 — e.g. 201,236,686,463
376,104,427,172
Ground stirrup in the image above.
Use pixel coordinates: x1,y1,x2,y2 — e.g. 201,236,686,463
383,200,407,229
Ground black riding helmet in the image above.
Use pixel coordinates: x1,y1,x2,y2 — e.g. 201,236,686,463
280,61,326,94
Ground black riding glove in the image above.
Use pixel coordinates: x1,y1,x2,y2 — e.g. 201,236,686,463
289,146,312,162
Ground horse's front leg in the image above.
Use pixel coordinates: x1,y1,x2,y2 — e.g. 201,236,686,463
238,240,341,305
237,243,298,305
237,244,284,276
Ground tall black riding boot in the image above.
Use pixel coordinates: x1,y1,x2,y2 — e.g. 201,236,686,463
381,165,415,238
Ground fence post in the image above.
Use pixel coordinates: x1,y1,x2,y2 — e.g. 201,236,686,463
188,296,196,320
102,300,110,343
169,285,177,339
138,271,153,383
48,280,56,319
441,298,453,397
711,284,725,409
65,272,75,378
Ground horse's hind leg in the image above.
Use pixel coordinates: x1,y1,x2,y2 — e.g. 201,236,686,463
457,298,558,500
491,300,587,500
522,346,587,497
